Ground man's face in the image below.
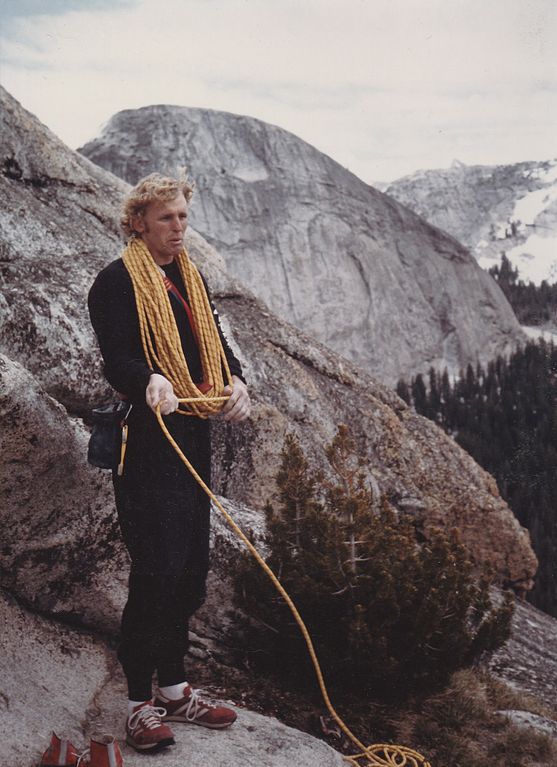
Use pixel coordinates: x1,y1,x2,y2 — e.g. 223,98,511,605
134,193,189,265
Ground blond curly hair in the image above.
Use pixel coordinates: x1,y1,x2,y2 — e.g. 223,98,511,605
121,172,194,237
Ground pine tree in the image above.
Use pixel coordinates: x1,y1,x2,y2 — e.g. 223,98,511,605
429,367,441,417
396,378,411,404
412,374,428,416
236,429,514,699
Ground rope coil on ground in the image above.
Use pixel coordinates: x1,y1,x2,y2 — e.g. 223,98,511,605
155,398,432,767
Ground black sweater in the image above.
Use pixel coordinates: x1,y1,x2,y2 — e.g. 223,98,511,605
88,258,244,403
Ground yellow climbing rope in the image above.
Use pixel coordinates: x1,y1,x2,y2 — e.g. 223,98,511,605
123,243,432,766
155,399,431,767
122,238,232,417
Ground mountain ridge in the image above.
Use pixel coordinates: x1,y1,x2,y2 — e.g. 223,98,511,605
385,158,557,285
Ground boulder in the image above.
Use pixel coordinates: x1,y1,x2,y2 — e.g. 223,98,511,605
490,596,557,711
0,589,111,766
89,676,347,767
0,85,127,410
0,589,345,767
0,350,264,654
0,353,126,631
497,710,557,740
208,291,537,591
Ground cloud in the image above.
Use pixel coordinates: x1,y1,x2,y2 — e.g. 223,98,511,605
0,0,134,25
1,0,555,181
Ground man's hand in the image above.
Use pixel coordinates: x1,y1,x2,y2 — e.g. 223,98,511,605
221,375,251,422
146,373,179,415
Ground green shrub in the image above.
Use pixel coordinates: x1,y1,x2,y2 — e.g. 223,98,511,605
236,427,514,699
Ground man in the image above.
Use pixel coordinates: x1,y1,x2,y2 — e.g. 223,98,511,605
88,173,250,753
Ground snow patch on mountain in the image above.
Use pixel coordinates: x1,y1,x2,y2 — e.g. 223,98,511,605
496,164,557,284
514,166,557,222
522,325,557,343
505,235,557,285
386,158,557,286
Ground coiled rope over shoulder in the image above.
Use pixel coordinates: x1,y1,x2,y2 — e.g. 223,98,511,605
122,238,232,418
123,241,431,766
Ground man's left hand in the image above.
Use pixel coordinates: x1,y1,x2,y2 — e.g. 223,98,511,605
221,376,251,422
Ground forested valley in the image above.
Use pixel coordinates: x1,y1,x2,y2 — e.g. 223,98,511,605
397,339,557,616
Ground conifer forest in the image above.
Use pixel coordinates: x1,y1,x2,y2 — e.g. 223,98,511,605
489,254,557,326
396,339,557,617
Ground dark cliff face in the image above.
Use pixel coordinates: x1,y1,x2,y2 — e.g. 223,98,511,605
385,159,557,284
79,105,525,386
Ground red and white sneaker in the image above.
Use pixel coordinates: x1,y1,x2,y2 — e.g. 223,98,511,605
125,702,175,752
38,732,80,767
155,683,237,729
78,735,124,767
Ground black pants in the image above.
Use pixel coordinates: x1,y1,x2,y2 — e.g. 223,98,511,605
113,406,211,701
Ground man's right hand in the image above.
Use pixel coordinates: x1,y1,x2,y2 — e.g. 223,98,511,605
146,374,179,415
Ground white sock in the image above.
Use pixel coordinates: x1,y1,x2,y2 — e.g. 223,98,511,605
159,682,188,700
128,699,151,714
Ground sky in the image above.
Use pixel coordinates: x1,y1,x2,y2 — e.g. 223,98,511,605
0,0,556,183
